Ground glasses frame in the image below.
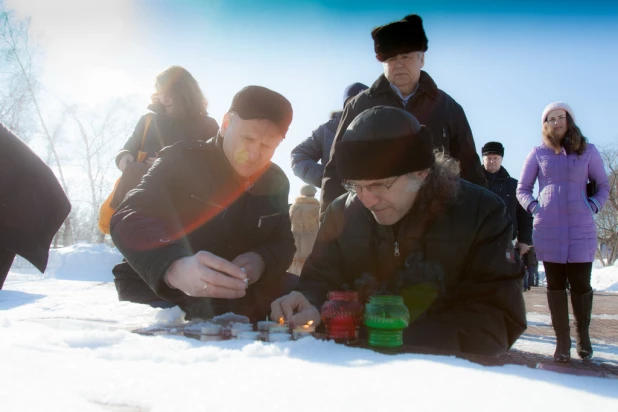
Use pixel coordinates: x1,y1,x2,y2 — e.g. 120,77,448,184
342,175,402,196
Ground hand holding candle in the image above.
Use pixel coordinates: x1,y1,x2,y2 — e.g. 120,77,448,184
270,291,321,327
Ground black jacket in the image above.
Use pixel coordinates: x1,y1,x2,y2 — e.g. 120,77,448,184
321,72,486,214
110,135,295,319
485,167,533,244
298,180,526,355
0,122,71,272
115,103,219,167
290,111,342,187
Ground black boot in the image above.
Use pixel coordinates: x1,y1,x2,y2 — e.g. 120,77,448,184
547,290,571,363
571,290,593,360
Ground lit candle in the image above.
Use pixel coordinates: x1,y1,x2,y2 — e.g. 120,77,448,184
292,320,315,340
268,317,289,334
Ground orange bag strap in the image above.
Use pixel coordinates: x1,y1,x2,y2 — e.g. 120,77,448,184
136,114,152,163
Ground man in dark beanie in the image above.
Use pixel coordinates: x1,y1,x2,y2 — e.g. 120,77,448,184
111,85,297,321
320,14,486,216
272,106,526,355
291,82,368,187
481,141,534,290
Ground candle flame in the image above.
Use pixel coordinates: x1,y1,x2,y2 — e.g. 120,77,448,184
279,317,284,324
307,320,314,326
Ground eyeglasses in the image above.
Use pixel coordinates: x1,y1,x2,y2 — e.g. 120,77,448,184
546,115,566,124
342,175,401,196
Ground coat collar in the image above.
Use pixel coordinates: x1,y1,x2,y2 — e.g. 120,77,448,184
368,71,439,101
484,166,510,181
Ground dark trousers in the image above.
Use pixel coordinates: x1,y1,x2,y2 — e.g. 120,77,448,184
543,261,593,294
0,247,16,290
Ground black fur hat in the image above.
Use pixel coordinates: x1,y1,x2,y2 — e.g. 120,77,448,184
371,14,428,62
336,106,435,180
481,141,505,157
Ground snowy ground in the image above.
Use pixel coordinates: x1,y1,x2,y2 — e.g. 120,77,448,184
1,244,617,411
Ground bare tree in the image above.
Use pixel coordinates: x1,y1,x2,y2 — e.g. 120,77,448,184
0,2,74,245
595,144,618,266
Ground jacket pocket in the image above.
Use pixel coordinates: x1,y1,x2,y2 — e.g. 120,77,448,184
581,191,594,214
258,212,283,228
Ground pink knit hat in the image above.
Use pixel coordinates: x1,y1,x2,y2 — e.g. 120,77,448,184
542,102,575,125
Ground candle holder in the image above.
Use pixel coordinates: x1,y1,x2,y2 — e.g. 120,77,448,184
320,291,364,344
292,321,315,340
257,320,278,331
268,333,292,342
236,331,261,340
200,323,223,336
364,295,410,349
230,323,253,337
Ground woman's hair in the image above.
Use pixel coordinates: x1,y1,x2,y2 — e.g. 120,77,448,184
411,151,461,229
153,66,208,118
542,112,588,155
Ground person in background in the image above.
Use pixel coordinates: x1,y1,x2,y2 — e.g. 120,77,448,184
517,102,610,362
320,14,486,216
480,141,533,291
116,65,219,171
111,86,296,322
291,82,368,188
0,122,71,289
288,184,320,275
272,106,526,355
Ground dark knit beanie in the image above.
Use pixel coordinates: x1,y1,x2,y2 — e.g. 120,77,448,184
335,106,435,180
343,82,369,108
481,142,505,157
371,14,428,62
229,85,293,136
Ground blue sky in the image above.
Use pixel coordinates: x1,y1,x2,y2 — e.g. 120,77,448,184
9,0,618,200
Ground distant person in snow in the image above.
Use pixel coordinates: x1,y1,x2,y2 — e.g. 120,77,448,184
111,86,297,322
272,107,526,355
480,142,533,290
288,184,320,276
320,14,486,217
517,102,610,362
115,65,219,172
291,82,368,188
0,122,71,289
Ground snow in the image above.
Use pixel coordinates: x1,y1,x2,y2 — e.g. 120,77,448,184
2,244,618,411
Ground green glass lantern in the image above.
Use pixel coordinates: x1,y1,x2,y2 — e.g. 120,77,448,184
364,295,410,349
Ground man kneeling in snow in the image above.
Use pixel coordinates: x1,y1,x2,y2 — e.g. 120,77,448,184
271,106,527,355
111,86,296,321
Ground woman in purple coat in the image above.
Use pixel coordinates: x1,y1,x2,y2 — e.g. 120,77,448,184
517,102,610,363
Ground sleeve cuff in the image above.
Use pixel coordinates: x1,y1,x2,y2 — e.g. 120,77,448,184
590,197,601,214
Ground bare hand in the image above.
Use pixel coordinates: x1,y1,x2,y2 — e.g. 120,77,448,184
271,291,321,328
146,156,157,167
232,252,265,285
166,251,248,298
518,243,530,256
118,154,135,171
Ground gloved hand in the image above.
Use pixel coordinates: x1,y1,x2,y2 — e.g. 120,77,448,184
118,153,135,171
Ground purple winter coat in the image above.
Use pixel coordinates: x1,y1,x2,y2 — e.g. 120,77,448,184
516,142,610,263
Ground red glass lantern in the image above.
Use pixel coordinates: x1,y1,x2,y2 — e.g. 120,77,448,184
320,291,364,343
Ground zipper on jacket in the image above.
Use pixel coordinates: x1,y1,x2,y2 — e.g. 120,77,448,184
394,241,401,257
258,212,282,228
389,227,401,257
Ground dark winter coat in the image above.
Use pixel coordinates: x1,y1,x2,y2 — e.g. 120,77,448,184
0,122,71,272
298,180,526,355
110,135,295,320
484,166,533,244
321,72,486,213
115,102,219,168
291,111,342,187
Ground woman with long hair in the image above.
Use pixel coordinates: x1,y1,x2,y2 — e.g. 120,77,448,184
517,102,610,362
115,66,219,170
